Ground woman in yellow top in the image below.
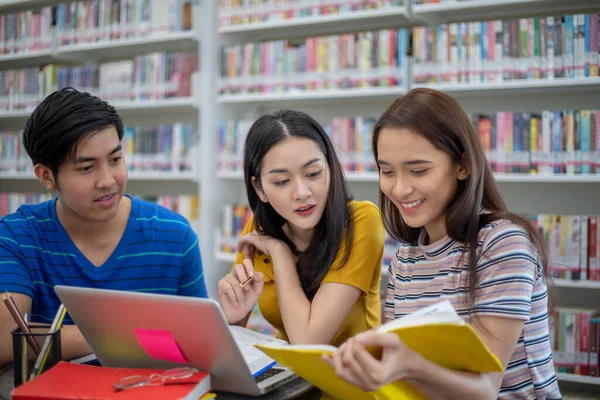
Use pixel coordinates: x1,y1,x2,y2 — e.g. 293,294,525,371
217,109,384,347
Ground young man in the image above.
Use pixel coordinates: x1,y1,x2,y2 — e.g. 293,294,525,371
0,88,207,370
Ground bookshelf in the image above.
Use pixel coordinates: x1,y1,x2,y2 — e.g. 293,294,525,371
1,0,599,392
208,0,600,393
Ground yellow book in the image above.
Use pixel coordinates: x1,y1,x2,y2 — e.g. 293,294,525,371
255,301,503,400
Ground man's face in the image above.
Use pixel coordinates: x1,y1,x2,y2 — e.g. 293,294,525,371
55,127,128,223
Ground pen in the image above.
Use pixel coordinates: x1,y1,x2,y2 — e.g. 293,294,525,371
2,292,41,356
239,276,254,288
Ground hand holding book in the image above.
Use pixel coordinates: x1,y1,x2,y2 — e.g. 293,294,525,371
322,329,417,392
254,300,504,400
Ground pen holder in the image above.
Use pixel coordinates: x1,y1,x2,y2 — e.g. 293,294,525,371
11,325,62,387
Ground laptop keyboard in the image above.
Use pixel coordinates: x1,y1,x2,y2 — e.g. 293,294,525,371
255,367,285,383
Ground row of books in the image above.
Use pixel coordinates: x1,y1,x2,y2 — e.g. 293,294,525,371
138,194,199,226
218,117,378,172
0,0,193,56
218,0,404,28
0,123,198,174
551,307,600,377
218,109,600,175
0,193,199,225
121,124,197,173
0,52,197,110
528,215,600,281
219,29,409,94
470,110,600,175
413,14,600,84
219,12,600,95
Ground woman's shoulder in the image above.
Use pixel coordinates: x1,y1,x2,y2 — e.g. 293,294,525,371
349,200,381,221
477,217,535,255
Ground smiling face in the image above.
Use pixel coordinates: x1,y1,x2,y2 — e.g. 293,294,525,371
376,127,467,243
253,136,330,240
52,127,128,224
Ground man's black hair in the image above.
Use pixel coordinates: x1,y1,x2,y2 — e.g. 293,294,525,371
22,87,124,178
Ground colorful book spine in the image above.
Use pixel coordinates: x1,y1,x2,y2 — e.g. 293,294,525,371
219,29,408,95
412,12,600,85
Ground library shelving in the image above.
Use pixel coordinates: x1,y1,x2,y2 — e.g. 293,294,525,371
1,0,600,393
0,31,198,70
219,6,413,41
412,0,600,25
218,86,409,107
207,0,600,393
0,97,199,122
0,0,208,273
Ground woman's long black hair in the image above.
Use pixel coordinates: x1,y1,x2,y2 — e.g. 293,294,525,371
243,109,354,300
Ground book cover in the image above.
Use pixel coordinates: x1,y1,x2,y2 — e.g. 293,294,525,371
255,301,503,400
11,362,211,400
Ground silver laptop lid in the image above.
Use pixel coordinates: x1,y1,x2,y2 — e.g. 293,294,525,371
54,285,264,395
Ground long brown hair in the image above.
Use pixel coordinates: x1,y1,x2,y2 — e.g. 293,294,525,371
244,110,355,300
372,88,553,316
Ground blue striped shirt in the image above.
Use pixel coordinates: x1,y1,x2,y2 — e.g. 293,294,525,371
0,195,207,324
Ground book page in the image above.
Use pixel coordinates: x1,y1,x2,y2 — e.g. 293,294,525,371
380,300,464,332
229,326,284,376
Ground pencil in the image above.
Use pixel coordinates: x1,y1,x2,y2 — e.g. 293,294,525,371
2,292,42,355
239,276,254,288
30,304,67,380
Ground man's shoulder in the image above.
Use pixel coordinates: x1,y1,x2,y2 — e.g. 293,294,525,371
129,196,193,230
0,199,55,236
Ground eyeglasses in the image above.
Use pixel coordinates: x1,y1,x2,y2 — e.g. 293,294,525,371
113,367,200,391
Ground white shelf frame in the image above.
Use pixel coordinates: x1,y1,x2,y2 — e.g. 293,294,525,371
215,252,237,263
0,97,199,121
0,30,199,70
0,0,58,13
0,171,198,182
218,6,412,40
412,0,600,25
556,372,600,385
218,86,409,106
218,171,600,184
553,279,600,290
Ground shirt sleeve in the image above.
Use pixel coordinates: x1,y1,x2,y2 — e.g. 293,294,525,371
0,220,33,298
383,253,397,322
472,221,539,321
178,227,208,298
321,202,385,294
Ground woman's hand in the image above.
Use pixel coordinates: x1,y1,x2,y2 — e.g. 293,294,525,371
217,259,264,324
237,231,288,259
323,330,417,392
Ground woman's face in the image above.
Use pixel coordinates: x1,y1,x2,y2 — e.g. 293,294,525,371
377,127,466,242
254,136,331,236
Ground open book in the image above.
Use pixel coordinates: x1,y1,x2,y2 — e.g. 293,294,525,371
254,301,504,400
229,325,287,377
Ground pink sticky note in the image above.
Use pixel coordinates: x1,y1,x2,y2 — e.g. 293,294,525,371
133,328,187,364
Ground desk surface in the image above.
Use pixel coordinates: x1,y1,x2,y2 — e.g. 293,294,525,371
214,377,321,400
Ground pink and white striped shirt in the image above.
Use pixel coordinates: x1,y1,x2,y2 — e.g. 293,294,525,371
385,219,561,399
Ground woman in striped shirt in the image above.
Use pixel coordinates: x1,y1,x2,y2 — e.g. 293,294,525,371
324,88,561,399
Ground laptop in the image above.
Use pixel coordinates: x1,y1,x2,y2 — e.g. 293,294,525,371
54,285,297,396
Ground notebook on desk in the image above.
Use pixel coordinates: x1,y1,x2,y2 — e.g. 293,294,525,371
54,285,297,396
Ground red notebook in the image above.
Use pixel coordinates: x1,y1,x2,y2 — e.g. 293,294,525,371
11,361,211,400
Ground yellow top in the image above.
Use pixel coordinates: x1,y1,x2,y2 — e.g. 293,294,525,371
233,200,384,347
